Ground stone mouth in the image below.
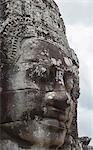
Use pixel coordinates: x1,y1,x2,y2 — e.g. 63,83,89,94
0,118,66,146
40,118,66,130
1,102,67,132
0,117,66,131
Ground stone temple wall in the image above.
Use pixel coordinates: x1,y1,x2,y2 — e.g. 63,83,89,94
0,0,92,150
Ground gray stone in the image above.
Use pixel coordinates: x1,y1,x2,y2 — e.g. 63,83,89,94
0,0,92,150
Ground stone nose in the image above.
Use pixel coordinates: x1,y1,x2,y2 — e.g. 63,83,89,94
44,90,71,110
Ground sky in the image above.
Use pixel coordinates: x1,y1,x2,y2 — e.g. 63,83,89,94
54,0,93,146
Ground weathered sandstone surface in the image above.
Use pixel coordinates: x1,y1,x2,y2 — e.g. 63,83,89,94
0,0,92,149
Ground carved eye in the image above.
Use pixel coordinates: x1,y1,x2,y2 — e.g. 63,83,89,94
26,66,36,80
38,67,48,82
26,65,48,82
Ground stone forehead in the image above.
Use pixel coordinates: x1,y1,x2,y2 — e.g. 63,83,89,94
21,39,78,68
22,39,63,58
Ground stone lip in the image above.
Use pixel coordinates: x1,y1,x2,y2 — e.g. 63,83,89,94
0,118,66,147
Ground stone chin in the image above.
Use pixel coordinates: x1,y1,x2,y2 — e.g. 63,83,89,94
1,39,76,148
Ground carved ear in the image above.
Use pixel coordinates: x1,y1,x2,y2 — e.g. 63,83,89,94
63,71,74,93
49,65,57,82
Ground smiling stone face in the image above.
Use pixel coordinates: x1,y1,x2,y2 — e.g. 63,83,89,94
1,39,79,149
0,0,80,149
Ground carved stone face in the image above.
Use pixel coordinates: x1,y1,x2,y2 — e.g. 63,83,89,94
1,39,76,148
